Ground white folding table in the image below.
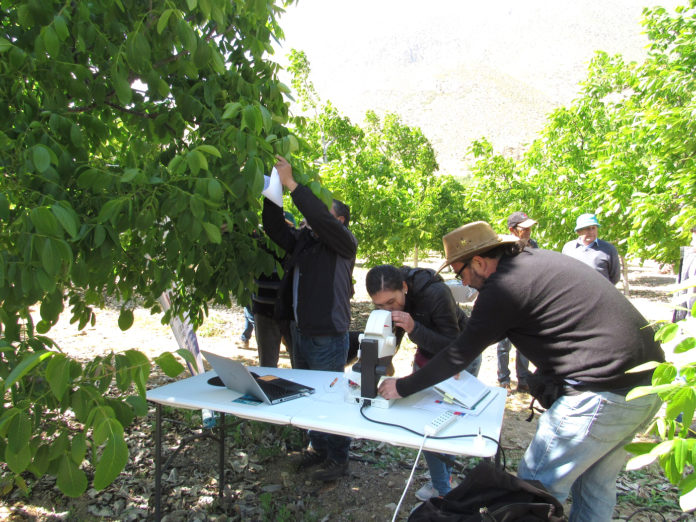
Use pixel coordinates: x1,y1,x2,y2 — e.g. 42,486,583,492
147,367,506,519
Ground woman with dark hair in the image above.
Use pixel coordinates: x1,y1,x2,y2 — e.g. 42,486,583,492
365,264,481,501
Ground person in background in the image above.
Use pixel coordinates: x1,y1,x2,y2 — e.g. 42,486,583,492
366,264,482,501
239,304,254,348
252,211,296,367
379,221,663,522
262,155,357,482
673,223,696,323
561,213,621,284
496,212,536,393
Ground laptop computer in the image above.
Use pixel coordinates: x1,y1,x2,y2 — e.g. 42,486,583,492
201,350,315,405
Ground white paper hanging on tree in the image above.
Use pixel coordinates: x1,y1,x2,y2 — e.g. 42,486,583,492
262,167,283,207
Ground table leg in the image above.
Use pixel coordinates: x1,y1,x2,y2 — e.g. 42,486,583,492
155,403,162,521
218,412,225,498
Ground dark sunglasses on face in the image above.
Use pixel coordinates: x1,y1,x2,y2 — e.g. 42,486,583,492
455,262,469,280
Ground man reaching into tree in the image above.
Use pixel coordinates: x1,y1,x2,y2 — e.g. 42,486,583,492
262,156,357,482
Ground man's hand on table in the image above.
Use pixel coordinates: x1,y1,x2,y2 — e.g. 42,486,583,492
378,378,402,400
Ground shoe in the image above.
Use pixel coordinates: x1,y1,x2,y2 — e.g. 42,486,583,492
311,459,348,481
296,449,326,470
415,482,440,501
238,336,249,348
517,381,530,393
499,382,511,392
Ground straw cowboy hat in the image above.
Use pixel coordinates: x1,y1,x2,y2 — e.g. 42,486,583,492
437,221,520,273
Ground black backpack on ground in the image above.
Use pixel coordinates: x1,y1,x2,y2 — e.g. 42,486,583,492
408,461,566,522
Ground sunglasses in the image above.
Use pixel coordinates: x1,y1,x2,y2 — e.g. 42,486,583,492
454,261,469,280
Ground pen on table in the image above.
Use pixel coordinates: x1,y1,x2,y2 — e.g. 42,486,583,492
329,377,338,388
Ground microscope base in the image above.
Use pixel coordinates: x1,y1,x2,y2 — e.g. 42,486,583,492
345,388,393,409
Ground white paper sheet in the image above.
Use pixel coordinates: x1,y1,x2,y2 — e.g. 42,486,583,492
262,167,283,207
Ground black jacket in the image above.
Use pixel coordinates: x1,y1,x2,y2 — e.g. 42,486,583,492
397,248,665,397
398,267,467,360
262,185,357,336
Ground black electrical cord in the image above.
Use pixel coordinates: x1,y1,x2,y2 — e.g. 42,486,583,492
359,402,501,448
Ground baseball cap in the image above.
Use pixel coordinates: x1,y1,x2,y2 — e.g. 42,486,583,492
574,213,600,231
507,211,537,229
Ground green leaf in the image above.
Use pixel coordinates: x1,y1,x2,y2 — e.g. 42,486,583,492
176,348,198,371
41,238,59,275
198,0,211,20
71,389,91,423
241,105,256,132
97,199,123,224
186,150,207,175
51,204,79,238
112,70,132,106
30,444,51,478
70,433,87,465
626,451,657,471
193,40,211,69
186,0,197,10
43,26,60,58
56,454,87,497
189,195,205,219
0,37,13,53
7,411,31,453
93,419,128,490
69,124,83,148
125,396,148,416
196,144,221,158
655,322,679,343
5,443,31,474
118,309,134,331
202,222,221,243
0,193,9,219
53,15,70,41
674,336,696,353
32,144,52,173
154,352,185,378
222,102,242,120
259,105,272,133
125,349,149,397
207,178,223,201
287,134,299,153
46,354,71,400
4,351,53,393
157,9,174,34
30,206,61,236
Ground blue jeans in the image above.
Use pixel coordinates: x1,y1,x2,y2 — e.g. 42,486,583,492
292,325,351,462
496,337,531,385
241,305,254,341
416,356,482,495
517,389,661,522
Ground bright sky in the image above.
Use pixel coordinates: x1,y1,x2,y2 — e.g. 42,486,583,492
273,0,681,173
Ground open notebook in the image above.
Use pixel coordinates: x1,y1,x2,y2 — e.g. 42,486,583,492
201,350,315,405
433,371,491,410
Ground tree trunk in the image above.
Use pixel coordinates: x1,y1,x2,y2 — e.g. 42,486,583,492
413,245,419,267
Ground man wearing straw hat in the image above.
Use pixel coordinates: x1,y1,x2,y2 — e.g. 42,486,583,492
379,221,664,522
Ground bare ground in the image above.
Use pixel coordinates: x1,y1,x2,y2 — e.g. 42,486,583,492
0,259,687,521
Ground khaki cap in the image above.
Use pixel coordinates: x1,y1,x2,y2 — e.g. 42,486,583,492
437,221,520,273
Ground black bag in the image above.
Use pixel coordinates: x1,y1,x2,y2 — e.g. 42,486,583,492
408,461,565,522
526,371,566,410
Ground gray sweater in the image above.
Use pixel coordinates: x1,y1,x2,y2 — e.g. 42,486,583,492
397,248,664,397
